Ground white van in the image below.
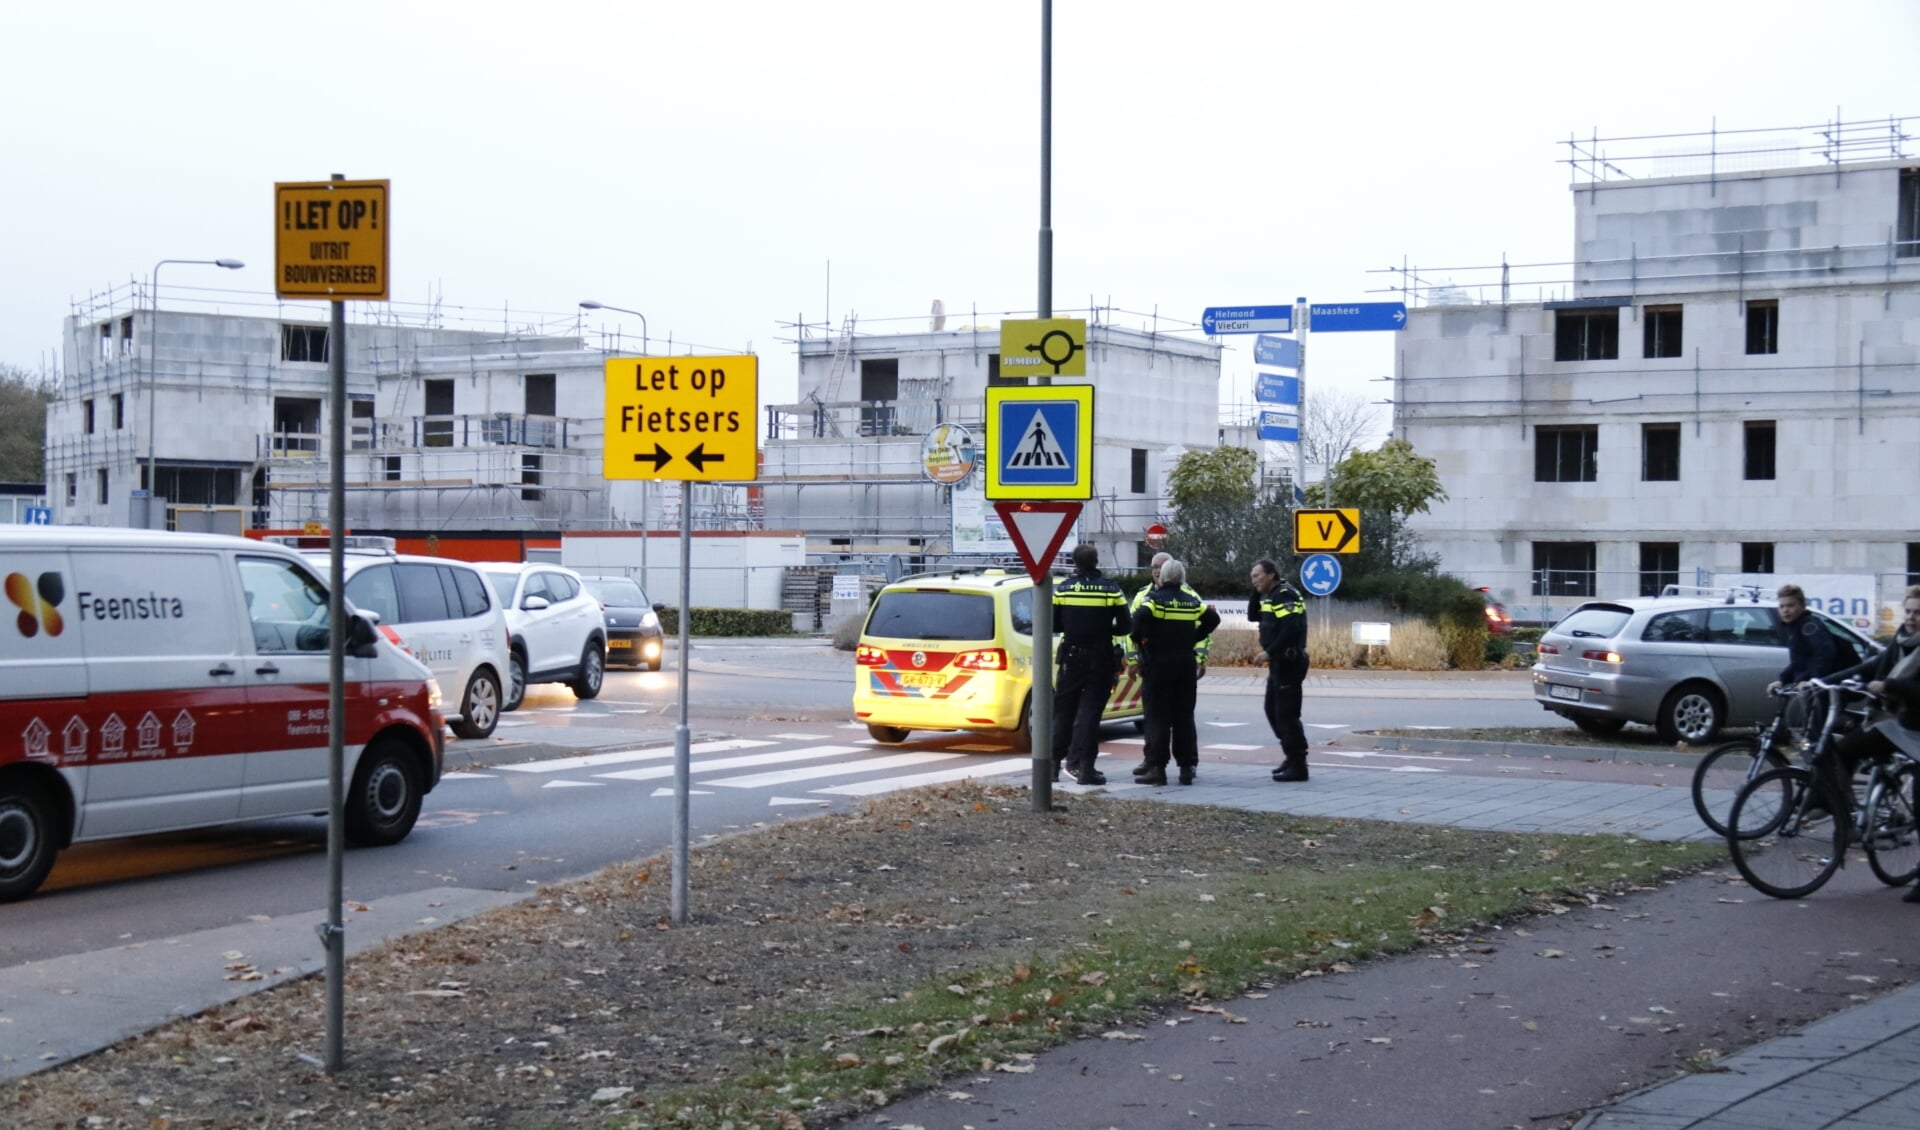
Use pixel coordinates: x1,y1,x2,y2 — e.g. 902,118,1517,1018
0,528,445,902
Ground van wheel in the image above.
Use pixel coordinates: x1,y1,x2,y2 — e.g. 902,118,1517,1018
1007,697,1033,753
449,669,502,740
0,782,58,903
571,643,605,700
867,724,910,744
505,651,528,711
1656,683,1724,745
345,739,422,847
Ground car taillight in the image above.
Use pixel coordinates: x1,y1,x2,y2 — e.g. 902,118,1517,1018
1484,606,1509,623
1537,643,1559,656
856,644,888,666
953,647,1007,671
1583,650,1623,664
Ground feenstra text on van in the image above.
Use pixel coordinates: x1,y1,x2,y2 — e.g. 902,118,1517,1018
75,592,187,621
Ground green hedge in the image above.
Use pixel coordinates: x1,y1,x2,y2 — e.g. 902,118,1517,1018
654,607,794,637
1512,626,1545,644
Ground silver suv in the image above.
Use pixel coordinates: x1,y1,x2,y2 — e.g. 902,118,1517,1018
1532,586,1881,744
476,563,609,709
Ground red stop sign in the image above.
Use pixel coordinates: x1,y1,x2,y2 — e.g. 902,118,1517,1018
1144,523,1168,550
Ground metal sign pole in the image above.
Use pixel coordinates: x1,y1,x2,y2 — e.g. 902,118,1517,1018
1030,0,1055,812
322,177,348,1074
671,494,692,923
1295,296,1308,504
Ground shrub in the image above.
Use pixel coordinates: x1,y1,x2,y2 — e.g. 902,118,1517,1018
1512,626,1545,644
1440,621,1490,670
1385,618,1450,670
656,607,794,637
1308,621,1357,669
1206,629,1264,667
1484,633,1514,666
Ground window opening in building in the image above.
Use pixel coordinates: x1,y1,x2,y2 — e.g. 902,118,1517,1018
119,315,134,357
1554,308,1618,361
423,379,454,447
1532,542,1596,597
272,397,322,454
1909,542,1920,586
280,324,330,363
1641,423,1680,481
350,397,374,451
1130,448,1147,494
65,472,76,505
83,398,95,434
858,358,899,436
1744,421,1776,481
1534,425,1598,482
1746,299,1779,355
1899,168,1920,258
1741,542,1774,574
96,468,108,505
1639,542,1680,597
524,374,557,447
383,455,403,482
111,392,124,429
1642,305,1682,359
98,322,113,362
521,453,543,502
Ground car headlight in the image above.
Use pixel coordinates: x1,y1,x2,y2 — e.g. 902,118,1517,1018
426,678,445,710
641,611,660,630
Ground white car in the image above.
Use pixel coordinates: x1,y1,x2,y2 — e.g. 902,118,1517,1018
306,550,513,741
476,563,609,708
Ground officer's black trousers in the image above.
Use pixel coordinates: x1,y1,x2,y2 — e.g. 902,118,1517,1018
1142,660,1199,770
1264,671,1309,765
1052,643,1114,770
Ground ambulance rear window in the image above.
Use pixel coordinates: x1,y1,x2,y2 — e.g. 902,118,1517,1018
865,591,995,642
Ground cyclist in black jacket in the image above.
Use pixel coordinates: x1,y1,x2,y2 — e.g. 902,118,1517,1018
1770,584,1844,691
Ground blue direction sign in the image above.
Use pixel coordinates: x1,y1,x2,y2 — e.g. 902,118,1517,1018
1202,305,1292,335
21,506,52,526
1257,409,1298,443
1254,334,1300,368
1255,372,1300,406
1299,553,1342,597
1308,301,1408,333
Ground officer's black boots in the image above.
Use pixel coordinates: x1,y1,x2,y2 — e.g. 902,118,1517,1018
1178,766,1195,785
1272,760,1309,783
1137,768,1167,786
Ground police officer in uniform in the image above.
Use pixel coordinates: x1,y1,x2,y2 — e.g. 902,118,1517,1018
1052,544,1130,785
1130,558,1220,785
1128,551,1213,777
1249,557,1310,782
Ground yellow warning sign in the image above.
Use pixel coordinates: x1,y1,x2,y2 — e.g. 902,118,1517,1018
274,180,390,301
1293,508,1361,554
603,356,759,482
998,318,1087,377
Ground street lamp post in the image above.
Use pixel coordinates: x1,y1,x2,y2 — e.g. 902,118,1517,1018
580,300,653,592
146,258,244,526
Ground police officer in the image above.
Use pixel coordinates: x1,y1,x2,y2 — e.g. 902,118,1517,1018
1128,552,1212,777
1052,543,1129,785
1249,557,1310,782
1130,558,1220,785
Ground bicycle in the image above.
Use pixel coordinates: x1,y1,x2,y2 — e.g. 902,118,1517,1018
1690,684,1816,836
1724,679,1920,899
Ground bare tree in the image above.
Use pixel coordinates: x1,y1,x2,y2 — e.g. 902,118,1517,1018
1301,388,1383,468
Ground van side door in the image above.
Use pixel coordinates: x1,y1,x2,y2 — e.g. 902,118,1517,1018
236,554,336,818
68,548,246,839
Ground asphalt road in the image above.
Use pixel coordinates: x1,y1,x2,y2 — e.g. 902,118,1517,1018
1,644,1573,967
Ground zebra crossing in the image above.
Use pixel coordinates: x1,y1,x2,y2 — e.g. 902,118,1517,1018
441,730,1288,805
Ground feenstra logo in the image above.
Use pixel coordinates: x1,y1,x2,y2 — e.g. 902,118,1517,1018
6,571,66,638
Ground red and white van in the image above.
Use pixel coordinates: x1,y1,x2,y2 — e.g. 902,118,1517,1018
0,528,445,902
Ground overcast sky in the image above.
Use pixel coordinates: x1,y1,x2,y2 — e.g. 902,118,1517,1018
3,1,1915,433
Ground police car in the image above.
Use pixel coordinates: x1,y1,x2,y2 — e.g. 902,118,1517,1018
852,568,1144,748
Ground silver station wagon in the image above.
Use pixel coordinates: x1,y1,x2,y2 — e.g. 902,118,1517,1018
1532,586,1881,744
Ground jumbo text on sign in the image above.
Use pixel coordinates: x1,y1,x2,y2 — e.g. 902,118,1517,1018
273,180,390,301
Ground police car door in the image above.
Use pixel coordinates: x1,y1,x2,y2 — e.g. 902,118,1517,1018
392,563,459,687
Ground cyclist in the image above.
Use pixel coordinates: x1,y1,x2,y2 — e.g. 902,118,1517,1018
1768,584,1844,694
1814,586,1920,901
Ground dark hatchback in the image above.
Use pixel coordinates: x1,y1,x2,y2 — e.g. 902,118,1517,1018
580,575,666,670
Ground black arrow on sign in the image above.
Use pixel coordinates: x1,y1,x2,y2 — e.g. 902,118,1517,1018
632,444,672,471
1314,510,1359,553
685,443,725,472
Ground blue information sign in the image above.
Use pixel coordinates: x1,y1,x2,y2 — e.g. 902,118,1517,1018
1257,409,1298,443
1308,302,1408,333
994,397,1082,488
1299,553,1342,597
21,506,52,526
1255,372,1300,406
1202,305,1292,335
1253,335,1300,368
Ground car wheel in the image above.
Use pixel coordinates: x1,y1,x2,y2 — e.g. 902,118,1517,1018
448,669,502,740
867,723,910,744
571,642,605,700
1571,715,1627,737
1007,696,1033,753
1656,683,1724,745
504,651,527,711
0,781,59,903
344,739,423,847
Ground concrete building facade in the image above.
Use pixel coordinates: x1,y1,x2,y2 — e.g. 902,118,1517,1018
1394,119,1920,625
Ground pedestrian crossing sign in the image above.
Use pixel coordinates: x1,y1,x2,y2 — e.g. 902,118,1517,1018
984,384,1094,500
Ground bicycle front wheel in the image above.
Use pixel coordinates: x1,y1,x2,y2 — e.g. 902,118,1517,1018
1865,763,1920,887
1693,739,1790,837
1727,766,1844,900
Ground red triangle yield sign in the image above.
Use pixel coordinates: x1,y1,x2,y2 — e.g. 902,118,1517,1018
994,500,1082,582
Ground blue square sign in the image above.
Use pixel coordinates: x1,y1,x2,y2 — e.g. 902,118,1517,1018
984,385,1095,500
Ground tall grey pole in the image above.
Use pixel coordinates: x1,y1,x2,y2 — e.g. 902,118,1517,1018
322,176,349,1073
671,488,692,923
1295,296,1308,504
1030,0,1055,812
